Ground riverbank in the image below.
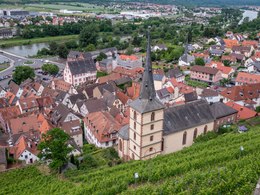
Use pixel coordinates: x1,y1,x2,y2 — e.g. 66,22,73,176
0,35,78,48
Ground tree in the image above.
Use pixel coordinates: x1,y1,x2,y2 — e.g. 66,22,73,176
38,128,72,173
65,40,78,49
49,42,59,54
57,44,69,59
96,52,107,61
79,24,99,47
195,58,205,66
187,28,192,43
42,63,59,75
13,66,35,85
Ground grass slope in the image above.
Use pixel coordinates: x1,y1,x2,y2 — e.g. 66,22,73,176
0,126,260,194
0,35,78,48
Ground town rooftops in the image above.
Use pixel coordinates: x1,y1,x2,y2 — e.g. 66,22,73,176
235,72,260,84
67,59,96,75
119,54,138,61
200,88,219,97
225,101,257,120
9,115,39,135
220,83,260,101
209,102,238,119
163,100,214,135
191,65,219,75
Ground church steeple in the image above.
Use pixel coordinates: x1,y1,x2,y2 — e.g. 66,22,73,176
139,29,156,101
129,29,164,114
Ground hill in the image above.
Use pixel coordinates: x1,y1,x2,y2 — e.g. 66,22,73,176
0,125,260,194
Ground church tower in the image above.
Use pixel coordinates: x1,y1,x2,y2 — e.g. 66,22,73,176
128,30,165,160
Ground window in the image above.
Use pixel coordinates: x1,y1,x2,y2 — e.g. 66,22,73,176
106,142,109,146
149,147,153,152
161,138,164,151
119,140,122,151
193,128,198,141
134,122,136,130
134,145,136,150
134,132,136,140
151,112,155,121
150,136,154,141
150,124,154,130
134,111,137,120
204,125,208,134
132,153,135,160
182,131,187,145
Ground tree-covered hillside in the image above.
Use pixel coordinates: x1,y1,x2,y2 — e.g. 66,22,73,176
0,125,260,194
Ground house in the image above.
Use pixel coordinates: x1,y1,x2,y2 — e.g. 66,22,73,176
152,44,168,52
167,68,185,82
190,65,222,84
0,106,21,133
232,46,253,58
113,66,143,79
66,93,86,109
242,40,258,49
16,97,39,114
209,45,224,56
184,91,198,103
178,53,195,66
199,88,220,103
51,79,75,94
209,102,238,130
0,28,13,39
8,115,40,136
205,61,234,79
64,59,97,86
115,54,142,69
156,88,173,104
223,39,239,50
97,72,121,84
79,98,107,117
220,84,260,108
118,32,215,161
225,102,257,120
61,120,83,147
50,104,80,126
0,86,6,98
9,80,23,98
84,111,122,148
153,74,166,90
235,72,260,85
36,96,54,113
99,58,114,73
93,82,117,99
221,55,237,64
10,135,39,164
230,53,245,63
0,98,9,108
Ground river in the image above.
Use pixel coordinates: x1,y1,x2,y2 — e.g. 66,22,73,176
2,43,49,57
239,10,258,25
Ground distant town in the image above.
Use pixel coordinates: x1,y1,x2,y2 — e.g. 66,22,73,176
0,1,260,194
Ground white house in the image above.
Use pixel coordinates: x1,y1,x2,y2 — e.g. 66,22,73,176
64,59,97,86
0,86,6,98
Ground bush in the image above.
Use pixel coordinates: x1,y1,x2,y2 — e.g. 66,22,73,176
194,131,218,143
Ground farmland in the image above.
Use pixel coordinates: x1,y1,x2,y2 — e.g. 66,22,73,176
0,124,260,194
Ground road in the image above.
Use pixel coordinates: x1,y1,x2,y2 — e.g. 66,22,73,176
0,50,65,88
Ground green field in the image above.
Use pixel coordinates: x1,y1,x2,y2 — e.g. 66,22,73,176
0,122,260,194
0,35,78,48
0,62,10,72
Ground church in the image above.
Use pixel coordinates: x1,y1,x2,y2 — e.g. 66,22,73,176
118,31,215,161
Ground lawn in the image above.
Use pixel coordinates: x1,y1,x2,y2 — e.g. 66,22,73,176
0,35,78,48
27,3,107,13
0,62,10,72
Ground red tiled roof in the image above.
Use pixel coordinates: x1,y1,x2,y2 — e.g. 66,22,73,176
52,79,71,92
126,81,140,100
84,111,122,143
0,106,21,121
18,97,39,111
221,55,237,62
206,61,233,75
98,73,122,84
220,83,260,101
191,65,220,75
116,91,129,105
119,54,138,61
225,101,257,120
235,72,260,84
9,115,39,135
242,40,258,48
224,39,239,48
